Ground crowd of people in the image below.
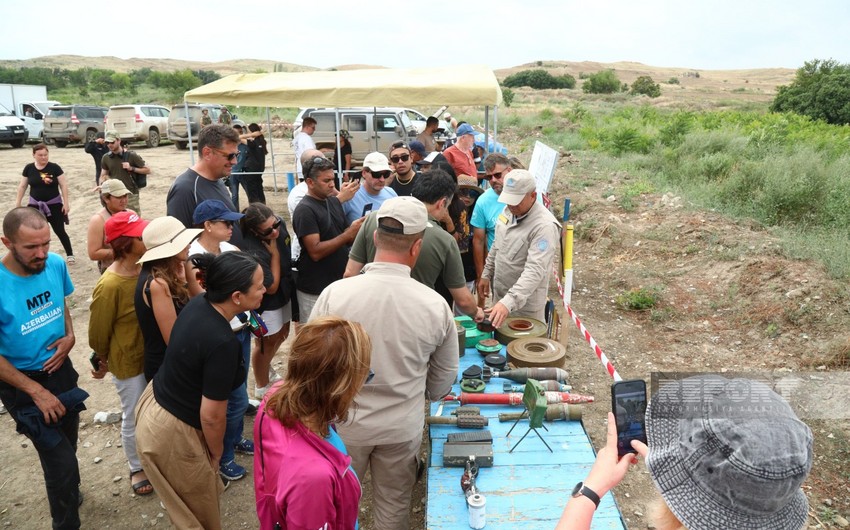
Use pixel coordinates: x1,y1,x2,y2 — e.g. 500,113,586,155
0,117,816,530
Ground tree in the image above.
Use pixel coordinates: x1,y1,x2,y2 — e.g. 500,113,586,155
582,70,621,94
503,69,576,89
771,59,850,125
631,76,661,98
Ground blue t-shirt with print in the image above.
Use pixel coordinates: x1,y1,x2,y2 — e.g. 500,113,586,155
343,186,397,225
0,253,74,371
470,188,506,250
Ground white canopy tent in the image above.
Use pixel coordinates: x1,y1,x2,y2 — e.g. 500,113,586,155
183,64,503,189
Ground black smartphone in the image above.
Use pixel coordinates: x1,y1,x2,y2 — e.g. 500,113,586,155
361,203,373,217
611,379,648,456
89,351,100,371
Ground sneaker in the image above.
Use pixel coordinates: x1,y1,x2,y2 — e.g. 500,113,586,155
235,437,255,455
245,402,258,416
254,383,271,400
0,404,7,415
66,256,76,265
219,460,246,481
221,476,230,492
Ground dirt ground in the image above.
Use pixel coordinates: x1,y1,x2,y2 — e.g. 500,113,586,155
1,135,848,529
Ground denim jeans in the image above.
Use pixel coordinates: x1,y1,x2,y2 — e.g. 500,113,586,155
222,328,252,463
0,360,81,529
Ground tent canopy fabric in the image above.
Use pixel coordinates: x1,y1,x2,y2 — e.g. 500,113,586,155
184,65,503,108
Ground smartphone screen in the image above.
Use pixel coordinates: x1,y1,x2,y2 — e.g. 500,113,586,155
611,379,648,456
361,203,373,217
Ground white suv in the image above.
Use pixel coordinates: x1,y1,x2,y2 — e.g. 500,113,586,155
105,104,171,147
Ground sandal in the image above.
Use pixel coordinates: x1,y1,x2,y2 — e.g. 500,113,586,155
130,470,154,496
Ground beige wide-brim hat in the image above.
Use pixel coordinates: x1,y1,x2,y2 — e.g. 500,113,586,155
137,216,203,264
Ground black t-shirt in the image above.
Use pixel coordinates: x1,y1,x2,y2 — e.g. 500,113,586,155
333,142,352,172
22,162,63,201
292,195,350,294
242,218,294,312
389,171,418,197
152,296,245,429
245,135,268,172
165,168,244,248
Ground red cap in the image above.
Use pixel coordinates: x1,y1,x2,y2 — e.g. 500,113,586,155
105,211,149,244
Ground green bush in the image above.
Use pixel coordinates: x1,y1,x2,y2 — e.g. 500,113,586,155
582,70,622,94
771,58,850,124
631,76,661,98
503,69,576,89
501,87,514,107
667,77,680,85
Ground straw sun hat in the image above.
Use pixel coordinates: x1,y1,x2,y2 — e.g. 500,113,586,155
137,216,203,264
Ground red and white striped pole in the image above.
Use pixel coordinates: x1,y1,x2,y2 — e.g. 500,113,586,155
553,270,623,382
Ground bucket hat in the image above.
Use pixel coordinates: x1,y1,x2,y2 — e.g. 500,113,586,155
137,216,203,264
645,374,813,530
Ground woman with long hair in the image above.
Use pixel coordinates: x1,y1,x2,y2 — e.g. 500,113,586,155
240,203,294,399
186,199,255,482
134,216,202,382
16,143,74,263
254,317,372,529
243,123,268,204
88,211,153,495
135,251,265,530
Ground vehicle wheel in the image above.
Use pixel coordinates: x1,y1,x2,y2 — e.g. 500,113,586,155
10,139,24,148
146,128,160,148
175,141,188,150
85,129,98,143
43,136,55,146
55,140,69,148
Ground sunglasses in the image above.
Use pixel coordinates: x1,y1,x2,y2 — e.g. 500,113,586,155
211,147,239,161
459,189,481,200
213,220,234,227
390,154,411,163
257,218,282,237
484,170,505,180
369,171,392,180
106,140,117,145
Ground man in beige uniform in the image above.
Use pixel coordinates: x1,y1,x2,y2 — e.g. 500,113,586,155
311,196,457,530
479,170,561,329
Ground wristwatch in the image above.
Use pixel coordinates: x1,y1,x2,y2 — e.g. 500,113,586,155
571,481,600,508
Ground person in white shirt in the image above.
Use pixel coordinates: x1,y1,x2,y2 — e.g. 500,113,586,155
292,117,317,179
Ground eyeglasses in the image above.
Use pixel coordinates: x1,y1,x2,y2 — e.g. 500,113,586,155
365,369,375,384
213,220,234,228
369,171,391,180
211,147,239,161
459,189,481,200
484,170,505,180
390,154,410,164
257,218,282,237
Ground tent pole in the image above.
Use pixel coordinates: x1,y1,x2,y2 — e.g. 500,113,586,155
334,110,343,187
266,106,277,193
484,106,490,154
493,105,499,152
186,100,194,164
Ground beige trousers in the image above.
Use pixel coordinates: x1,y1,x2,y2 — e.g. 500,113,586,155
135,384,225,530
346,436,421,530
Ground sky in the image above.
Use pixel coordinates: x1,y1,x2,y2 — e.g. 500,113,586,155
2,0,848,71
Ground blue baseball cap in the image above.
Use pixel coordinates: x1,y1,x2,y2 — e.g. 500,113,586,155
409,140,427,157
456,123,475,137
192,199,245,225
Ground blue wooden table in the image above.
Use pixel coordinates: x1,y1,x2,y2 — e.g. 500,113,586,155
427,344,627,529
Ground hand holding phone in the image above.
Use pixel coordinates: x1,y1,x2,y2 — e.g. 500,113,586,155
611,379,648,456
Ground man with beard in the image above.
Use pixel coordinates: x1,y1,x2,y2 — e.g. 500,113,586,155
0,207,85,529
471,153,513,306
166,124,244,247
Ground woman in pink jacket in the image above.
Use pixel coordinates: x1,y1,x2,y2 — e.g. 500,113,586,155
254,316,372,529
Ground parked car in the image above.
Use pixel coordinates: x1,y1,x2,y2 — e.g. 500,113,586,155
105,104,170,147
293,107,423,165
0,103,27,148
167,103,245,149
43,105,109,147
